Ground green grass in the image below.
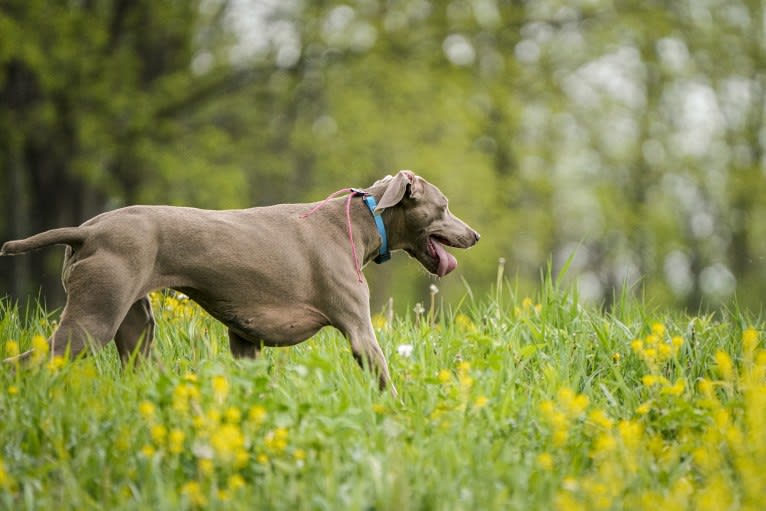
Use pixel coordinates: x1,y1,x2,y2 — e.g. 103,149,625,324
0,278,764,510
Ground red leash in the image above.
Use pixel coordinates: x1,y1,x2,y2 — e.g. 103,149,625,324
300,188,366,283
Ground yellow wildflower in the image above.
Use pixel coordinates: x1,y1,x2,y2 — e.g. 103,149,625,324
641,374,659,387
553,429,569,447
437,369,452,384
224,406,242,423
30,335,49,363
743,328,759,353
210,423,245,463
138,400,156,420
645,334,659,346
256,453,269,464
474,395,489,409
571,394,589,417
698,378,715,399
588,409,614,430
631,339,643,353
539,400,555,418
294,448,306,461
591,433,617,458
636,401,652,415
7,386,19,396
713,408,731,430
714,351,734,381
661,379,685,396
0,458,15,490
4,340,19,358
235,448,249,468
617,420,642,449
228,474,246,491
651,323,666,336
211,375,230,403
372,403,385,414
181,481,207,507
692,447,717,473
150,424,168,444
642,348,657,364
555,491,586,511
206,408,222,426
536,452,554,471
455,313,476,332
248,405,267,425
557,387,589,418
371,314,387,330
198,458,214,476
168,429,185,454
658,343,673,360
265,427,289,453
140,444,156,458
693,475,732,511
46,355,66,372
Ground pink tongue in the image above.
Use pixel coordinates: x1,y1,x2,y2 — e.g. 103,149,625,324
431,238,458,277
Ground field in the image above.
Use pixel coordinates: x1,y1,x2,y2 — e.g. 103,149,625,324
1,274,764,511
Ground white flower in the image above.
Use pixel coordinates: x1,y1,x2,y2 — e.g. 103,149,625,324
397,344,414,358
429,284,439,295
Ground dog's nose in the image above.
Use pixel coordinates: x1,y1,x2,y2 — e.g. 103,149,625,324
472,230,480,244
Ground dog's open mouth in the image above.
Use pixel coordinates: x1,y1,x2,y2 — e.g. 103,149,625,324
427,236,458,277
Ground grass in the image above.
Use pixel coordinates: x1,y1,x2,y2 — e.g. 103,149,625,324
0,274,764,510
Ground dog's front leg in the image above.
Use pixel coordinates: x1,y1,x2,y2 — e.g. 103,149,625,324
343,324,398,397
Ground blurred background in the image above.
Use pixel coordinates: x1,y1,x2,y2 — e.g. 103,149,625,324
1,0,765,313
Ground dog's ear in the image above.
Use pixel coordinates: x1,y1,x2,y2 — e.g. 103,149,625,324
375,170,424,212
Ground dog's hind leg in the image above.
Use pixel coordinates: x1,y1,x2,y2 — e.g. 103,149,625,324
228,329,260,358
114,296,155,366
43,256,143,361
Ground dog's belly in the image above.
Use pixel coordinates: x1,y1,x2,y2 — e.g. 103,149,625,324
204,301,329,347
235,306,329,346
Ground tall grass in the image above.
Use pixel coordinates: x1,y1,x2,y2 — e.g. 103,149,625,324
0,275,764,510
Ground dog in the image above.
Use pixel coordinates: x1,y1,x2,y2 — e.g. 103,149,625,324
1,170,479,394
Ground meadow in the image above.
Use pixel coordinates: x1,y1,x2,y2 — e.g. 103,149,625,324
0,271,764,511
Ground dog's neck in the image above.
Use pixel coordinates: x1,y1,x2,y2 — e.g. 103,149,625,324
313,195,387,275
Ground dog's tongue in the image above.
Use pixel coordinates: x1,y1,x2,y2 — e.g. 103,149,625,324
431,237,458,277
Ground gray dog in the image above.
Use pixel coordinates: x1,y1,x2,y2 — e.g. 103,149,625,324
1,170,479,393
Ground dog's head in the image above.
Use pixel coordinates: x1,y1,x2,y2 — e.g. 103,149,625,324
369,170,480,277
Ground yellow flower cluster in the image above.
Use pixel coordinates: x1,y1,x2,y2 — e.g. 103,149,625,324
551,327,766,511
149,291,199,321
630,322,684,367
4,336,68,373
4,340,19,358
540,388,589,448
454,313,476,332
515,297,542,317
132,370,313,507
429,360,488,427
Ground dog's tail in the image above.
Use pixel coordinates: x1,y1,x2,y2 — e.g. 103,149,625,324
0,227,87,256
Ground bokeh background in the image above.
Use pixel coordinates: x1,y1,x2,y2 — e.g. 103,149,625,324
1,0,765,313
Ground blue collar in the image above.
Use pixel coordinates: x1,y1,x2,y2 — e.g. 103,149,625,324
352,189,391,264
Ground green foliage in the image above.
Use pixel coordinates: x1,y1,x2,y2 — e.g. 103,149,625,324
1,0,766,310
1,282,765,509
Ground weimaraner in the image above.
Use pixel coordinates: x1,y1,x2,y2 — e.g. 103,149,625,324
1,170,479,393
